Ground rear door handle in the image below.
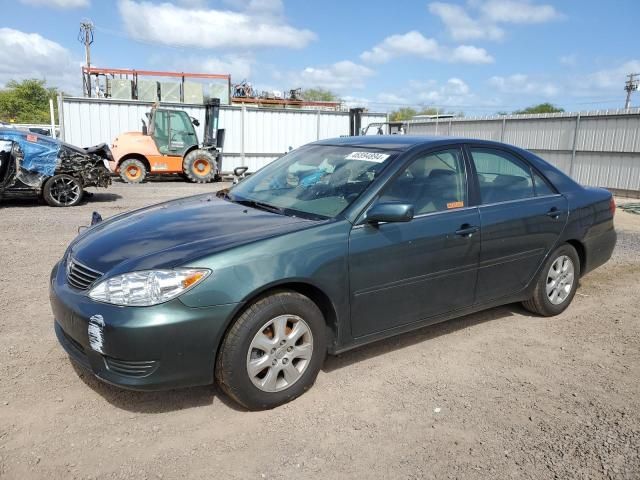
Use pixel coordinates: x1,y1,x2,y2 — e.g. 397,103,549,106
546,207,563,218
455,224,479,237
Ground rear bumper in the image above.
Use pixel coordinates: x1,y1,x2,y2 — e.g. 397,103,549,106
582,225,617,276
50,261,239,391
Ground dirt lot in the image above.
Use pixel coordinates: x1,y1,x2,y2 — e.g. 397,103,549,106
1,181,639,480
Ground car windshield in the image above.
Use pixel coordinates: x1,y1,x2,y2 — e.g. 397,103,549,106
226,145,398,219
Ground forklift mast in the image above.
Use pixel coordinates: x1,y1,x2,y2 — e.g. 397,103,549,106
349,108,364,136
203,98,221,148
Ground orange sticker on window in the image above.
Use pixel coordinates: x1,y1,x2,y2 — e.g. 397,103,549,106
447,201,464,209
26,134,38,143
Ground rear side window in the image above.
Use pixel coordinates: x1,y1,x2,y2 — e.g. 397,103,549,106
533,171,555,196
379,148,467,215
470,148,534,204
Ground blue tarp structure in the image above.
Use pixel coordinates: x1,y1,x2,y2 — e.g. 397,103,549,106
0,129,60,176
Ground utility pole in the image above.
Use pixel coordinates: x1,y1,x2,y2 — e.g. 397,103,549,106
624,73,639,109
78,20,94,97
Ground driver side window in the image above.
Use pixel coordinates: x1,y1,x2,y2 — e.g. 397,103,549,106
378,148,467,215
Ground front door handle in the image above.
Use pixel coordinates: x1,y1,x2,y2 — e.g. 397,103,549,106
546,207,563,219
455,224,479,237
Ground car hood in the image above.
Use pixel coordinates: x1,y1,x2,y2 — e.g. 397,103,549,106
69,193,318,274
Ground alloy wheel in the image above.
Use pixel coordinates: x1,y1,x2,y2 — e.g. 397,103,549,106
546,255,575,305
246,315,314,392
49,176,81,206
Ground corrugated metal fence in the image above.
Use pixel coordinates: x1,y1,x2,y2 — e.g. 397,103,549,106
59,97,386,172
406,108,640,194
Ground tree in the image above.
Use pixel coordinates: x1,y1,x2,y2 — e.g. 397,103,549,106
0,79,61,123
389,106,448,121
301,88,340,102
389,107,417,121
514,103,564,114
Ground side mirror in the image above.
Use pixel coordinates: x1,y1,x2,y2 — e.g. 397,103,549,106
234,166,249,177
365,203,414,224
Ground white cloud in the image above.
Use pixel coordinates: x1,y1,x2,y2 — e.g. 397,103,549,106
430,0,561,41
361,31,493,64
159,55,254,79
450,45,494,64
0,28,80,93
429,2,504,41
176,0,208,6
19,0,89,7
582,60,640,90
559,54,577,67
375,92,409,106
489,74,559,97
413,78,474,105
342,95,372,109
118,0,316,50
289,61,374,91
373,78,474,110
477,0,562,23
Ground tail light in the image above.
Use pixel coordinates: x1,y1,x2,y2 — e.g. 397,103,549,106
609,197,616,217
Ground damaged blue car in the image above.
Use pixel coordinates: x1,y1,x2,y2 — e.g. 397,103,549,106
0,128,112,207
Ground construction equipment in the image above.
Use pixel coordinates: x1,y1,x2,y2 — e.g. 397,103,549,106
110,99,225,183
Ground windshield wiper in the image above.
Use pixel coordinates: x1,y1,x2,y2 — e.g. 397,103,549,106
235,199,285,215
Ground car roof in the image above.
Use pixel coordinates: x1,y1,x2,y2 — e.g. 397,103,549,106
313,134,583,193
312,135,503,151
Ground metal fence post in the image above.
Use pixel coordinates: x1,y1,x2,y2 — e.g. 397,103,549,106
57,95,65,141
569,113,581,178
241,105,246,166
448,118,452,136
500,117,506,142
316,110,321,140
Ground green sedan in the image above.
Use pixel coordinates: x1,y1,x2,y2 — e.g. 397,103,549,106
50,136,616,409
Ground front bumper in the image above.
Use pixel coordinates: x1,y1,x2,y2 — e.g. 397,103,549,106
49,261,239,391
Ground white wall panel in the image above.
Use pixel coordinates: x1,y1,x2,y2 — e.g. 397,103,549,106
60,97,386,171
405,108,640,193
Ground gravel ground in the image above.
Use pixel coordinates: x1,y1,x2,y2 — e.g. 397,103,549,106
1,181,639,480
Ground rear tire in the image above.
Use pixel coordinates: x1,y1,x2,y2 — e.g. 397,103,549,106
119,158,146,184
216,291,327,410
43,174,83,207
183,149,217,183
522,244,580,316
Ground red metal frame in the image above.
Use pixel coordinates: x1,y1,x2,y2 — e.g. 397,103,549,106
82,66,230,80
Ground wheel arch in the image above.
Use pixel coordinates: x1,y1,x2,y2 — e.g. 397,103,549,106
217,280,340,354
183,145,200,159
565,239,586,276
118,153,150,173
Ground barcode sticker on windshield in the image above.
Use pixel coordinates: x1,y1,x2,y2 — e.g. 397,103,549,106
345,151,390,163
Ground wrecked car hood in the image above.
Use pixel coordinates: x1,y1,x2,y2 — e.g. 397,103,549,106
68,194,318,274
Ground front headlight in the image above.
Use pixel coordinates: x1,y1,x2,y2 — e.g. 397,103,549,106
88,269,211,306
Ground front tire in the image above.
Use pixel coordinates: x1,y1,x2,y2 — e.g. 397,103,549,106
522,244,580,316
216,291,327,410
43,174,83,207
183,149,217,183
119,158,147,184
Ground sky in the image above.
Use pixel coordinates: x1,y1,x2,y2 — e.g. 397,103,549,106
1,0,639,115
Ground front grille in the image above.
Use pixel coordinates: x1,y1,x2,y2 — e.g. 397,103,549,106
104,357,158,378
67,258,103,290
